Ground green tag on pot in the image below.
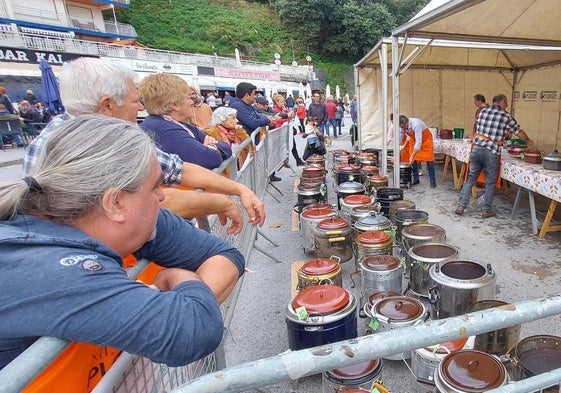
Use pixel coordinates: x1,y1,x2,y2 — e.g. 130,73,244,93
384,229,396,238
295,306,309,321
369,319,379,332
371,388,380,393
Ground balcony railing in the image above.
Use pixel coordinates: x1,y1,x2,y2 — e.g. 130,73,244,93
103,20,136,37
0,31,314,82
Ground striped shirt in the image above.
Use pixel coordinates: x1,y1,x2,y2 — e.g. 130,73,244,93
22,113,184,185
474,104,521,155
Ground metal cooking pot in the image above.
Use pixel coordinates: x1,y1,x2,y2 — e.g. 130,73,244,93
353,212,393,239
350,204,382,228
297,257,342,291
313,217,353,263
366,296,426,360
408,242,458,297
340,194,375,224
543,149,561,171
300,207,337,253
393,209,429,243
434,350,508,392
428,260,496,320
285,285,357,351
401,224,446,278
469,300,520,356
336,181,366,210
353,231,394,268
322,359,384,393
358,254,402,306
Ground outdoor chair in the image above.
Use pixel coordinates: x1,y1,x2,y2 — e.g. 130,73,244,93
0,118,25,151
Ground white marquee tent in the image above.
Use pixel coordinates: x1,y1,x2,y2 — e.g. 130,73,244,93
355,0,561,178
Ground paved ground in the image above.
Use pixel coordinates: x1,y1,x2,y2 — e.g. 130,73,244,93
224,117,561,392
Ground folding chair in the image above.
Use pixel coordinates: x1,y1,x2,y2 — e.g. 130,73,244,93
0,118,25,150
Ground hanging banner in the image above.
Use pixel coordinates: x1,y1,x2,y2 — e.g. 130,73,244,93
0,46,93,65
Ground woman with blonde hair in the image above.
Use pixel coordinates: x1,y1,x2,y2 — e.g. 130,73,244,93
139,73,232,170
206,107,252,177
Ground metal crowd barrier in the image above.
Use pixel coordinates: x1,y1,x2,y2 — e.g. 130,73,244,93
0,126,285,393
174,295,561,392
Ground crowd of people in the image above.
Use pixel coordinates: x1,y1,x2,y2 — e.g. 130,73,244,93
0,87,54,147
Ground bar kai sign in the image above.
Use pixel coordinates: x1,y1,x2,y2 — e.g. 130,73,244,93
0,47,86,65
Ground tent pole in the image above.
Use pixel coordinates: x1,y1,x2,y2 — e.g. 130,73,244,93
392,36,400,188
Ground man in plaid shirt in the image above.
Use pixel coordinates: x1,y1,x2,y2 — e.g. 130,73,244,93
455,94,533,218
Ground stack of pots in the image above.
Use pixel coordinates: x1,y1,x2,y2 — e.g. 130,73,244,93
313,217,354,263
285,284,357,351
296,257,342,291
297,164,327,213
306,154,325,168
340,194,375,224
300,206,337,253
322,360,385,393
359,165,379,193
376,187,404,216
399,163,412,189
365,295,427,360
407,242,459,297
428,260,496,320
336,181,366,210
355,151,377,167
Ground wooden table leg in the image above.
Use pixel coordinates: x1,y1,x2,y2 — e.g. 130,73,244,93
457,162,467,190
539,200,561,238
451,158,459,189
442,155,451,182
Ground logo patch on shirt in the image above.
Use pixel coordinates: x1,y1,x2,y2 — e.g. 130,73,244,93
59,254,98,267
81,259,104,273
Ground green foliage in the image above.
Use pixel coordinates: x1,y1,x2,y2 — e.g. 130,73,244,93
122,0,428,96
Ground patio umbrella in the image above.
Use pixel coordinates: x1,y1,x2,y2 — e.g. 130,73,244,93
39,59,64,114
325,84,331,98
335,85,340,99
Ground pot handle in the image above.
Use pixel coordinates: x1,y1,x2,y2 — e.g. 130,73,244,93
487,263,495,277
304,325,323,332
428,285,440,319
329,255,342,264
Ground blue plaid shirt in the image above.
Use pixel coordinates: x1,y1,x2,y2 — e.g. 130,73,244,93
23,114,184,185
474,104,521,155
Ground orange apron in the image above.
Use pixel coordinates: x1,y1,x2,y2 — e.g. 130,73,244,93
23,255,164,393
401,128,435,163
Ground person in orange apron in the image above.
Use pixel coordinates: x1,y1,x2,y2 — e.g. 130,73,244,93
398,115,436,188
455,94,533,218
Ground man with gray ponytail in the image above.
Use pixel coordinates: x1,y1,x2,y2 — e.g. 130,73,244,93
23,57,265,234
0,115,245,369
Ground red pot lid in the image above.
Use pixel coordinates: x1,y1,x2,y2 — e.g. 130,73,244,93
368,291,401,305
329,359,381,379
363,255,400,270
374,296,424,321
343,194,372,205
370,174,388,181
303,202,333,211
307,155,324,161
360,165,379,171
301,258,339,275
424,337,469,354
357,230,391,245
317,217,349,230
301,207,336,219
337,164,360,172
440,350,506,391
302,165,324,174
292,285,349,314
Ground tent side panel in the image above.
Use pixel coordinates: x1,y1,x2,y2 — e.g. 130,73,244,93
357,67,384,149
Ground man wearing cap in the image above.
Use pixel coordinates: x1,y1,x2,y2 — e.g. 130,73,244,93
230,83,283,181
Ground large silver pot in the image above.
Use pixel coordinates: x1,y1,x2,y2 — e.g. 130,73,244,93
336,181,366,210
340,194,375,224
543,149,561,171
313,217,353,263
401,224,446,278
353,212,393,239
366,296,426,360
428,260,496,320
358,255,402,307
408,242,458,297
322,359,384,393
300,207,337,253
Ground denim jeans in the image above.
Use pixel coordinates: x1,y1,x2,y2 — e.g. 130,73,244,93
458,146,500,211
326,119,337,137
412,161,435,183
334,118,342,134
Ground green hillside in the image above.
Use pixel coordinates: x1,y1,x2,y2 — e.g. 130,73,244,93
121,0,428,95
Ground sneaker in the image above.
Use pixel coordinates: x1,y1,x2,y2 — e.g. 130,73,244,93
411,179,420,186
455,206,465,215
269,175,282,182
482,211,496,218
418,169,423,176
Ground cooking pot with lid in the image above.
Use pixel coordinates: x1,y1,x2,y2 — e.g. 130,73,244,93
322,359,384,393
285,284,357,351
543,149,561,171
340,194,375,224
297,257,342,291
336,181,366,210
313,217,353,262
301,207,338,253
434,350,508,392
353,212,393,239
522,148,543,164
